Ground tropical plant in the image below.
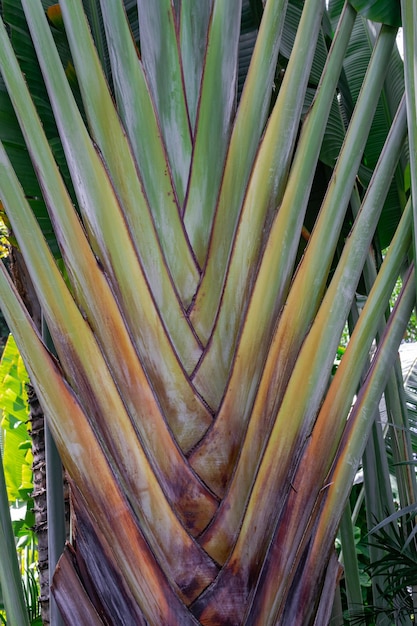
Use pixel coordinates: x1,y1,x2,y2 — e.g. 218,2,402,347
0,334,39,626
0,0,416,624
0,335,31,505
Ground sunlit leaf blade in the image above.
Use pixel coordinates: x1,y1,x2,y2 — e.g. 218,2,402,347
0,334,31,502
183,0,242,266
137,0,191,205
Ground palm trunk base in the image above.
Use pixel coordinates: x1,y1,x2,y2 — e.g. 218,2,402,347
28,383,49,625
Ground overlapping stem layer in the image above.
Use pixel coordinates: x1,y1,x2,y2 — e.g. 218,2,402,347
0,0,414,624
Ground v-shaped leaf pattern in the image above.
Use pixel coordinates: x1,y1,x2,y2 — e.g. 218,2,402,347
0,0,412,624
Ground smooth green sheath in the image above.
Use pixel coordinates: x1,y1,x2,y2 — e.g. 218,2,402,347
197,94,408,563
0,139,214,533
179,0,214,131
227,47,402,535
387,364,417,507
183,0,242,266
22,0,202,374
96,0,201,308
137,0,191,205
194,26,402,612
242,199,413,621
351,182,417,511
0,11,212,448
83,0,109,78
401,0,417,292
0,268,205,625
190,0,289,342
286,267,416,626
191,0,325,409
192,0,354,411
338,506,364,619
0,449,30,626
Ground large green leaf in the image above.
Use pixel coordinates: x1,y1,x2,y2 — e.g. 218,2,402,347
329,0,406,248
0,334,31,503
0,0,74,257
349,0,401,27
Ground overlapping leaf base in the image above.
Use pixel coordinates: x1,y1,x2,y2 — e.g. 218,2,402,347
0,0,415,624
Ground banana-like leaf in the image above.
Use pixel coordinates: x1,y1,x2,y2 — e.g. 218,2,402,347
329,0,406,248
349,0,401,27
0,334,31,502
